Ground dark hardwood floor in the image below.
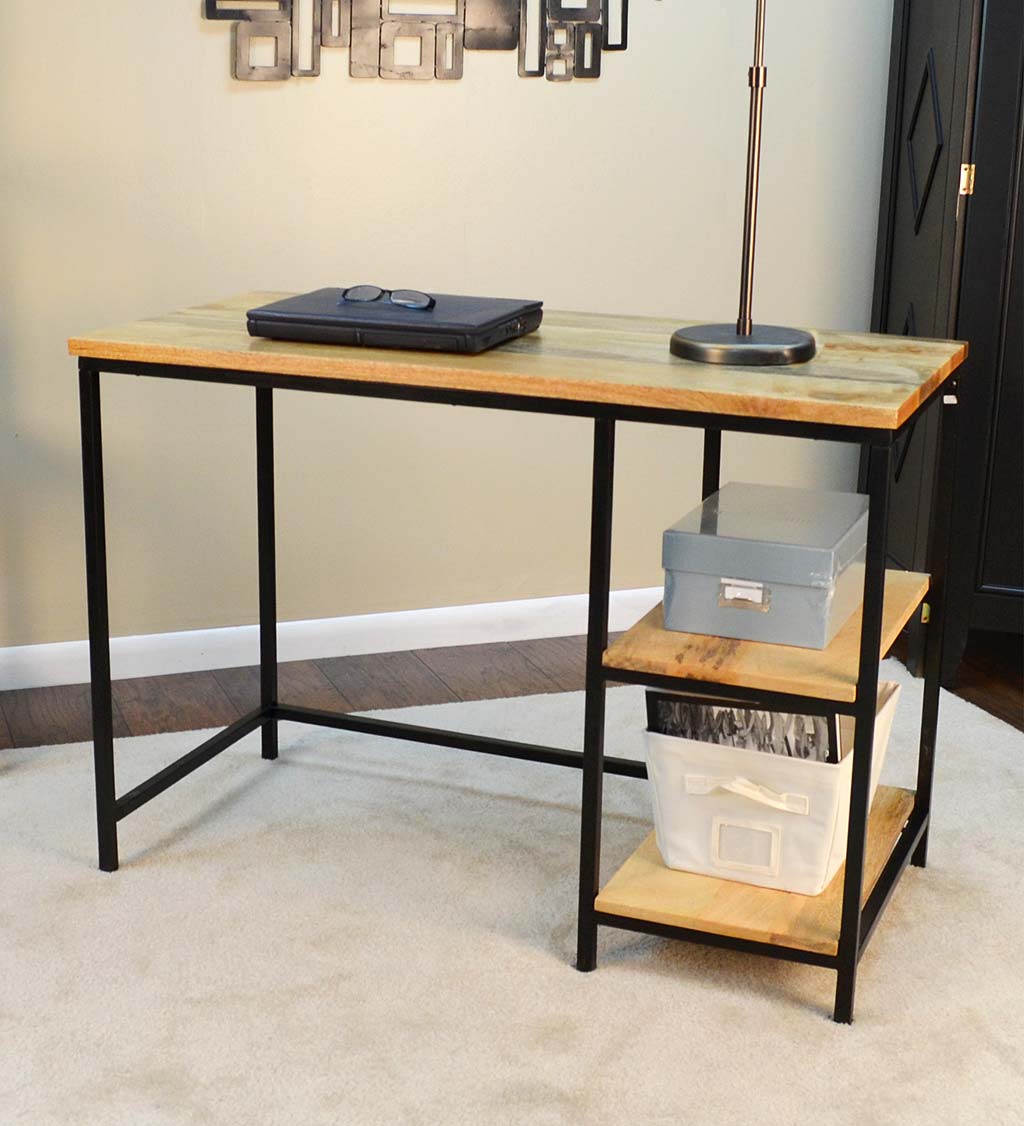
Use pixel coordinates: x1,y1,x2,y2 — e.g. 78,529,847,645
950,630,1023,732
0,704,13,751
2,682,131,748
0,637,595,749
0,630,1019,749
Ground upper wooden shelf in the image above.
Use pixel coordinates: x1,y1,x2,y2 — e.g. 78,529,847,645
603,569,929,704
69,294,967,430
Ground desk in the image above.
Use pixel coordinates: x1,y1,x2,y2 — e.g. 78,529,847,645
70,294,966,1021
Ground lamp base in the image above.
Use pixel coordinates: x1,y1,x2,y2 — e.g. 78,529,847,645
670,323,817,366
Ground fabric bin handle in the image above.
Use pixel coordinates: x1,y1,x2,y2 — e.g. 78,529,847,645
684,774,810,816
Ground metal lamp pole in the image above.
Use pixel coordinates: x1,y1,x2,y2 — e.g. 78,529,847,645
671,0,817,366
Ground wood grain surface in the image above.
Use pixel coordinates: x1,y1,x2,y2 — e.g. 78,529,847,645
512,635,590,692
112,671,240,737
213,661,353,715
317,651,458,712
595,785,916,956
414,641,556,701
0,683,131,748
603,570,929,703
69,293,967,430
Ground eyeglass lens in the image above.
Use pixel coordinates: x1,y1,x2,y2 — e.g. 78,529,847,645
343,285,384,302
389,289,432,309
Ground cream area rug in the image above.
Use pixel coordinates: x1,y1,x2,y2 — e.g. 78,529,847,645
1,659,1022,1125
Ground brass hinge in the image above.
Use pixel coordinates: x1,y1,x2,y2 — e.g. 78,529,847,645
921,602,931,624
959,164,976,196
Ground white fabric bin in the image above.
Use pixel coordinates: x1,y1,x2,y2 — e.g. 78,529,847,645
644,681,901,896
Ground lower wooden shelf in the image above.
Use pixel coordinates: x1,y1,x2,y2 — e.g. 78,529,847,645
594,785,915,957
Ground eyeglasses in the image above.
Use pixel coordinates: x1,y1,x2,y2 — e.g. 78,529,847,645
339,284,435,310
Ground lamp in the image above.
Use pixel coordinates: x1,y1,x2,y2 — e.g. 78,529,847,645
670,0,816,365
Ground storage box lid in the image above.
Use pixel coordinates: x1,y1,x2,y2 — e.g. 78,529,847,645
662,482,869,588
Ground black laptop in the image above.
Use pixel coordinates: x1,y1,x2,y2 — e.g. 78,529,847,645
247,287,543,355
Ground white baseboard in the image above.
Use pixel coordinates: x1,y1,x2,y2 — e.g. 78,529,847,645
0,588,662,691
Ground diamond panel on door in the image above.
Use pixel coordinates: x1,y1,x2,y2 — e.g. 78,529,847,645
906,48,945,234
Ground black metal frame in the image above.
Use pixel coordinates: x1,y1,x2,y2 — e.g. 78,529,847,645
77,355,958,1022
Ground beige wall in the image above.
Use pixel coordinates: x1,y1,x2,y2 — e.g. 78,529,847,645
0,1,893,648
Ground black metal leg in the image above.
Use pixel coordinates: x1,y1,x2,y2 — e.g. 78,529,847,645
79,365,118,872
702,429,722,499
913,391,960,867
256,388,278,761
834,443,892,1023
576,418,616,972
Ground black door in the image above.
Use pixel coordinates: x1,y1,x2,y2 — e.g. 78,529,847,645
943,2,1024,675
868,0,982,669
871,0,1024,683
871,0,981,568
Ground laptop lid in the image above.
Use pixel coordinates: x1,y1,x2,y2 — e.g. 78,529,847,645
248,288,542,335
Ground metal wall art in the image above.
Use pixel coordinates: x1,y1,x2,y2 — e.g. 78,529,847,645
203,0,629,82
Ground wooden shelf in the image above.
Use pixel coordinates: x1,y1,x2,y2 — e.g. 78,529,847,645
595,786,914,956
603,569,928,704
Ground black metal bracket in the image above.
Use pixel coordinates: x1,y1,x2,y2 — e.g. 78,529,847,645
893,413,918,483
108,701,649,831
89,357,900,446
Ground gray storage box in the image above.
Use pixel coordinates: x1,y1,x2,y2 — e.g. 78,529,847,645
662,483,868,649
